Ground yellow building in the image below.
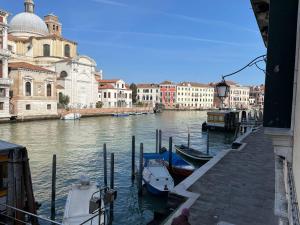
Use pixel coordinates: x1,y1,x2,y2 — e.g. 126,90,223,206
7,0,77,70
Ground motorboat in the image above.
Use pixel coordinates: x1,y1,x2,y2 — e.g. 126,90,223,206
175,144,212,163
143,151,195,179
61,113,81,120
63,177,106,225
112,113,129,117
142,158,174,195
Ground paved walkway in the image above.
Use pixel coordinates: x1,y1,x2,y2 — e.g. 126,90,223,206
188,129,278,225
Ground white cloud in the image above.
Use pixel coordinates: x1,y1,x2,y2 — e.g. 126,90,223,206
91,0,128,7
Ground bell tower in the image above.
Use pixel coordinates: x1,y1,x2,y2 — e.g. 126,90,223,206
24,0,34,13
44,14,62,36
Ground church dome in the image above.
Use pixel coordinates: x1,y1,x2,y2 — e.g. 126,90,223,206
8,12,49,37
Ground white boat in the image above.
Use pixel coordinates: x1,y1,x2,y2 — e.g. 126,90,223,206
142,159,174,195
61,113,81,120
63,177,106,225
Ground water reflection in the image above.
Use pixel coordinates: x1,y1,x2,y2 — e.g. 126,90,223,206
0,111,233,224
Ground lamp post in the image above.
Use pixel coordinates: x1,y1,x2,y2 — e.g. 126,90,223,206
215,79,230,109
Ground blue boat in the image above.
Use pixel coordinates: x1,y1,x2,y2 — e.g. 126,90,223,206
142,157,174,195
144,151,195,178
112,113,129,117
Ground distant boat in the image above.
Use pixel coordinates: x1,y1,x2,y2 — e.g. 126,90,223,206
142,158,174,195
61,113,81,120
203,110,240,132
144,151,195,178
63,177,106,225
175,145,212,163
112,113,129,117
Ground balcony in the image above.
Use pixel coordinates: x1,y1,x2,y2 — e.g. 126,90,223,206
0,78,12,86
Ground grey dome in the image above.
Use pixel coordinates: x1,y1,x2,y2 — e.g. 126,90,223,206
9,12,49,37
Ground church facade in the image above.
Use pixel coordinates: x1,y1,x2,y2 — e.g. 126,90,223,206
5,0,102,117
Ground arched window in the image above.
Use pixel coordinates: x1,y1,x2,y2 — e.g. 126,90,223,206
64,44,70,57
47,84,52,97
25,82,31,96
43,44,50,57
60,71,68,78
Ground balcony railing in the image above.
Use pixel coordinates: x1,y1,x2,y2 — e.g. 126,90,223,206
0,78,12,86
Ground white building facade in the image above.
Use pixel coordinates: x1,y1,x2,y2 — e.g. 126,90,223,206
55,56,101,108
0,10,11,119
136,83,160,107
98,79,132,108
176,82,214,109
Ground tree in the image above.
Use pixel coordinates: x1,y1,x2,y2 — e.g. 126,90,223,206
59,93,70,107
130,83,137,103
96,101,103,108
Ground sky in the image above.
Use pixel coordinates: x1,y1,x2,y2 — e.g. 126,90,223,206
3,0,266,85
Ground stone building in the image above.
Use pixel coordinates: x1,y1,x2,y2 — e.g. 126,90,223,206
160,81,176,108
9,62,57,117
5,0,102,114
176,82,214,109
136,83,160,107
249,84,264,109
98,79,132,108
55,56,101,108
0,9,11,119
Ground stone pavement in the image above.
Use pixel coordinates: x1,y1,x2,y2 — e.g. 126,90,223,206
188,129,278,225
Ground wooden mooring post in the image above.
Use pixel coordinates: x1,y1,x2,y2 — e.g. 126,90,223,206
138,143,144,196
158,130,162,153
188,132,190,149
103,144,108,187
131,136,135,181
110,153,115,223
155,129,159,153
206,130,209,155
169,137,173,169
51,154,57,222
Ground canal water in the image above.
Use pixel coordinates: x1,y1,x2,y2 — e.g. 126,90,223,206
0,111,234,224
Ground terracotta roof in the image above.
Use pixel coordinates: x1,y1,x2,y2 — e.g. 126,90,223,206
99,79,120,83
160,80,175,85
56,84,64,89
99,84,115,90
9,62,55,73
137,83,159,88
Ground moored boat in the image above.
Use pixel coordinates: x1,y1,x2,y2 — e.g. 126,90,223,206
144,151,195,179
63,177,106,225
61,113,81,120
112,113,129,117
142,158,174,195
203,110,239,132
175,144,212,163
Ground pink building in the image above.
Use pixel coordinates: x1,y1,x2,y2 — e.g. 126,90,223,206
160,81,176,108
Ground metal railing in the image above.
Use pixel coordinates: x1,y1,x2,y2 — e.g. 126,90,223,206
0,203,62,225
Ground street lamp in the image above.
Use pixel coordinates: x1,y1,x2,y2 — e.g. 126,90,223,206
216,79,230,109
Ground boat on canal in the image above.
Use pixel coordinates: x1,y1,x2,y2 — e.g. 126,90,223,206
142,158,174,195
202,110,239,132
143,151,195,179
112,113,130,117
61,113,81,120
175,144,212,163
63,177,106,225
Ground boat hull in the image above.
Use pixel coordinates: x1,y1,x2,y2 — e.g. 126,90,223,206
175,145,212,163
143,179,169,196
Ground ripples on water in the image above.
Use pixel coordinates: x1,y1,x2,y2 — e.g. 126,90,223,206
0,111,234,225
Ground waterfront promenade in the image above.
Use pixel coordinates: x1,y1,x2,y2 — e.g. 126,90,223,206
167,128,278,225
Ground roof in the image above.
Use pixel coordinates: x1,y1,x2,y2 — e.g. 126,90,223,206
9,62,55,73
99,84,115,90
250,0,269,46
0,140,25,153
99,79,120,83
178,82,212,88
160,80,175,85
137,83,159,88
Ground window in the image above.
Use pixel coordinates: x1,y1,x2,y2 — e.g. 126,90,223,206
0,88,5,97
47,104,51,110
53,25,55,31
43,44,50,57
64,44,70,57
114,93,116,98
60,71,68,78
25,82,31,96
26,104,31,110
104,92,107,98
108,92,111,98
47,84,52,97
0,102,3,110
